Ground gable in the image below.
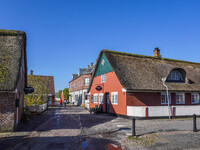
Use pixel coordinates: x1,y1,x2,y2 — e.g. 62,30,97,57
94,53,113,77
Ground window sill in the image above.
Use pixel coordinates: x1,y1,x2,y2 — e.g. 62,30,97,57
191,102,200,104
111,103,118,105
161,103,171,105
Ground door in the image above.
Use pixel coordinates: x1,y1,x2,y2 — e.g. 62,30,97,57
106,93,110,113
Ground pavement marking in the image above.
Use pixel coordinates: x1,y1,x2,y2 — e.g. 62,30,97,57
116,125,125,127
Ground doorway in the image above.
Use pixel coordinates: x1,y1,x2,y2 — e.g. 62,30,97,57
105,93,110,113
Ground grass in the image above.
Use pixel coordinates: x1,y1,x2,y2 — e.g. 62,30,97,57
127,134,157,146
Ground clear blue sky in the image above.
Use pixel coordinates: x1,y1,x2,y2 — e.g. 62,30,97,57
1,0,200,92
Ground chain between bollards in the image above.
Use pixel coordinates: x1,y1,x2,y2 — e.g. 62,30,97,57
132,117,136,136
193,114,198,132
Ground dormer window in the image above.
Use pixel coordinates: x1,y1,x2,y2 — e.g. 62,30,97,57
168,71,183,81
167,69,186,83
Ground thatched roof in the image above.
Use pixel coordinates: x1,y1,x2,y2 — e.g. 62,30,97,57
0,29,27,91
27,74,55,95
89,49,200,92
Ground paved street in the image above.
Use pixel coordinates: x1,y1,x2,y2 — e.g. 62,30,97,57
1,102,200,150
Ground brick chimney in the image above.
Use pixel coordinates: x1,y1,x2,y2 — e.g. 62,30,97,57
153,47,162,58
30,70,33,75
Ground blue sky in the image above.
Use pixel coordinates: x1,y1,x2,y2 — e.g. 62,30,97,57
0,0,200,92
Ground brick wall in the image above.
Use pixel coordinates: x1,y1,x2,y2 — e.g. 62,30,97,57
127,92,199,106
0,93,15,131
69,74,92,93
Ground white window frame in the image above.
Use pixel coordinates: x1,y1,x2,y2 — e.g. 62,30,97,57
94,94,98,103
101,74,106,83
111,92,118,105
191,93,199,104
99,93,104,104
176,93,185,104
85,78,89,86
168,71,183,81
161,92,171,104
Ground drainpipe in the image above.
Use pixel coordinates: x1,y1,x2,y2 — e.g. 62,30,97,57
15,89,19,125
162,77,171,119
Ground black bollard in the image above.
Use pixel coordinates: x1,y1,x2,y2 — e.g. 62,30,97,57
132,117,136,136
193,114,198,132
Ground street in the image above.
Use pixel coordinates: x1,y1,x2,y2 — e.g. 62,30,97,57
1,102,200,150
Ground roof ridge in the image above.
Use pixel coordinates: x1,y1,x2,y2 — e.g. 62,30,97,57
28,75,54,77
102,49,200,65
0,29,25,36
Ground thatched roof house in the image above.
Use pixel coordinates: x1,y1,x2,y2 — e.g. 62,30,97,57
88,48,200,118
27,71,55,106
0,29,27,131
89,49,200,92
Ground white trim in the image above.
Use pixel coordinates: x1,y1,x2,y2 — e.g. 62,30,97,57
99,93,104,104
94,93,98,103
161,92,171,104
176,92,185,104
191,93,200,104
122,88,127,92
101,74,106,83
111,92,118,105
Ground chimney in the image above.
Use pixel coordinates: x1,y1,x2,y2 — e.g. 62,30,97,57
91,63,93,67
153,47,162,58
30,70,33,75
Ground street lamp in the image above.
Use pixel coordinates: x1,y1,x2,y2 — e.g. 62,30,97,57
162,77,171,119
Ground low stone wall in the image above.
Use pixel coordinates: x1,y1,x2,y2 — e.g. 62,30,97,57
127,105,200,117
28,103,47,114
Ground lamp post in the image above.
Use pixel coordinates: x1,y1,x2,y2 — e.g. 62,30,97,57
162,77,171,119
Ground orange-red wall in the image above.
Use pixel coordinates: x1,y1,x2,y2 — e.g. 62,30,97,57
89,71,127,115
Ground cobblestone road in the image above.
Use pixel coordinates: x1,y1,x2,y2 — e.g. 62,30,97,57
1,102,200,150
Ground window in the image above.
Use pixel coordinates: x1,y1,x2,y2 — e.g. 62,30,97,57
94,94,98,103
161,93,171,104
101,74,106,83
91,95,93,103
191,93,199,104
168,71,183,81
99,93,104,104
176,93,185,104
84,92,88,100
111,92,118,104
85,78,89,86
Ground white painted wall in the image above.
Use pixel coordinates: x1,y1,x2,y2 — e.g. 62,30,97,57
127,106,146,117
69,89,88,105
127,106,200,117
175,106,200,116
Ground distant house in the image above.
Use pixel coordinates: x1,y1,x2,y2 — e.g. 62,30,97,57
88,48,200,118
69,63,95,106
27,71,56,106
0,29,28,131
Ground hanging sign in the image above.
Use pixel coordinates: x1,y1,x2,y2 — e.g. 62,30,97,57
95,86,102,91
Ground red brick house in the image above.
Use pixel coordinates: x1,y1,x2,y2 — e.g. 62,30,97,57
69,63,94,106
88,49,200,118
0,29,28,131
27,71,56,106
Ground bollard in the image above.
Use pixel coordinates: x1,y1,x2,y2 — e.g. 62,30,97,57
193,114,198,132
132,117,136,136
